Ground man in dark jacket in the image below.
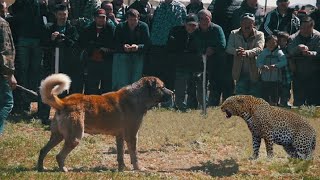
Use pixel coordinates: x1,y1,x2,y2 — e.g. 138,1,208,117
310,1,320,32
10,0,45,115
38,4,80,124
186,0,204,14
79,8,114,95
128,0,153,26
112,9,150,90
197,9,232,106
167,13,201,111
210,0,242,39
259,0,300,36
232,0,265,30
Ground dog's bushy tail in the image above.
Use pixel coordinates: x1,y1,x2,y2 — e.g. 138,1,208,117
40,73,71,110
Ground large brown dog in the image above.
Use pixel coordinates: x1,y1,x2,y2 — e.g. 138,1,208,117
37,73,173,172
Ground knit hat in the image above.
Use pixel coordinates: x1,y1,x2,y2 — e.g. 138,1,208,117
185,13,199,25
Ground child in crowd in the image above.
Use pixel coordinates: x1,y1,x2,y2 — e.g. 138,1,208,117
257,35,287,105
277,31,292,107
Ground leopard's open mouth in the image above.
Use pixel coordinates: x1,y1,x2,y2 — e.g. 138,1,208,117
225,110,232,118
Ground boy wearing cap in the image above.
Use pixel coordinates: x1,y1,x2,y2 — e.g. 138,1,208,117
167,13,201,111
79,8,114,95
226,13,265,97
260,0,299,36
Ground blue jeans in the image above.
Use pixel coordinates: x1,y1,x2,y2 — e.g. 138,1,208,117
112,53,144,90
235,75,261,97
0,76,14,134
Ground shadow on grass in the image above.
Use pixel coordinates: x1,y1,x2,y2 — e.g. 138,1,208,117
0,166,36,173
187,158,239,177
0,165,118,173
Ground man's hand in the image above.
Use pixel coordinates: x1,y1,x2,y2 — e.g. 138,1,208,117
7,75,17,90
298,44,309,52
263,65,270,70
302,50,313,56
236,47,246,57
124,44,131,52
51,31,60,41
130,44,139,52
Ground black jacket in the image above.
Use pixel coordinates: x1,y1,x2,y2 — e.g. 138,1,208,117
79,21,114,59
211,0,242,38
44,21,78,48
128,0,153,26
114,21,150,53
167,25,201,70
186,2,204,14
232,1,264,30
11,0,45,39
310,9,320,32
259,8,300,36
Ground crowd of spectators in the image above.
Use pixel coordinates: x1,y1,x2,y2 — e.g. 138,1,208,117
1,0,320,132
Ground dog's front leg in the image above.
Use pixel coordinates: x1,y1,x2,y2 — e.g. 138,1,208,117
116,135,125,171
126,134,141,171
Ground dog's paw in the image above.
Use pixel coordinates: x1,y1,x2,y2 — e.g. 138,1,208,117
37,166,48,172
60,166,68,172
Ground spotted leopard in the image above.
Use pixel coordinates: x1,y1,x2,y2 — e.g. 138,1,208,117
221,95,316,160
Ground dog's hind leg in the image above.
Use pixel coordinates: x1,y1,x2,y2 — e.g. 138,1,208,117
37,130,63,172
56,137,81,172
116,135,126,171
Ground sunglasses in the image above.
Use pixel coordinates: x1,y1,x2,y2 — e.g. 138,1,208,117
242,13,254,18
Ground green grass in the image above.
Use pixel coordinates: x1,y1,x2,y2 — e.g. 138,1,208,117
1,107,320,179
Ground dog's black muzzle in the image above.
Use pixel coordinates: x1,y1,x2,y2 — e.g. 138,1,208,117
161,87,174,102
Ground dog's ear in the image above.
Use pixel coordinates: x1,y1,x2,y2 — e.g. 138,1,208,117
149,78,157,89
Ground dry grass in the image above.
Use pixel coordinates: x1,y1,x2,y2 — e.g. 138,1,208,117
1,107,320,179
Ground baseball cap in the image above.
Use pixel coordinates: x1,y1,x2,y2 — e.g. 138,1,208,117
94,9,107,17
185,13,199,25
241,13,255,22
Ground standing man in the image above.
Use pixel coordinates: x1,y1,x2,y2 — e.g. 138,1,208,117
10,0,45,115
46,4,80,93
112,9,150,90
101,1,119,27
186,0,204,14
112,0,128,23
197,9,232,106
310,0,320,32
79,9,114,95
232,0,265,30
147,0,187,91
260,0,300,36
0,16,16,134
287,16,320,106
167,13,201,111
129,0,154,26
226,13,265,96
38,4,80,124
